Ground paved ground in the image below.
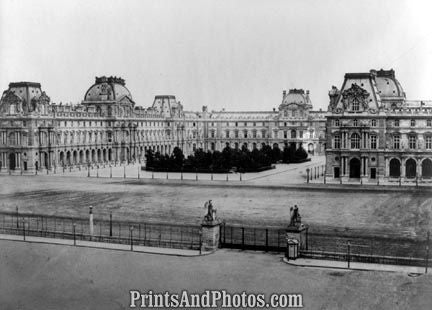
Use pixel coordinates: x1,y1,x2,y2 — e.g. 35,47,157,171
0,240,430,310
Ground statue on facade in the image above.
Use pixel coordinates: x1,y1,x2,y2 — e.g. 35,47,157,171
289,205,301,227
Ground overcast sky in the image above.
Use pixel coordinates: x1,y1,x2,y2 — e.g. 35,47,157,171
1,0,431,112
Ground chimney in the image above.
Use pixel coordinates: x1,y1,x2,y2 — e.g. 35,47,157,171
282,90,286,100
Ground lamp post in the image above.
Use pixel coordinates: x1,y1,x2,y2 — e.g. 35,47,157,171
130,226,134,251
89,206,94,240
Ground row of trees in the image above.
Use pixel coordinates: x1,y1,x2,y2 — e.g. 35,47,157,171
145,143,309,173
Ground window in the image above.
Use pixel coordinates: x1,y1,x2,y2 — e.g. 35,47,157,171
253,122,256,127
225,131,229,138
352,98,360,111
370,135,377,149
426,136,432,149
351,133,360,149
410,119,416,127
393,135,400,149
253,131,257,138
234,131,239,138
353,119,358,127
243,130,248,138
334,119,340,126
235,122,238,127
291,130,296,139
244,122,247,127
284,131,287,139
371,119,377,127
409,135,416,149
210,130,215,138
334,135,341,149
394,120,399,127
299,131,303,138
427,119,432,127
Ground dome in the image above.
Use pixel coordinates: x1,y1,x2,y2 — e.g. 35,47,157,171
84,76,133,102
281,89,312,106
373,69,405,98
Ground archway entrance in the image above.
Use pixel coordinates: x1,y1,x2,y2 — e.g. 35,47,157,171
349,158,361,178
405,158,417,178
422,159,432,179
9,153,16,170
389,158,401,177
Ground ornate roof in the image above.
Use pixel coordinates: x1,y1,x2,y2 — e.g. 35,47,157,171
83,76,133,103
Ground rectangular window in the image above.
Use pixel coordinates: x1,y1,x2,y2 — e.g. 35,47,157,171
334,135,341,149
409,135,416,149
427,119,432,127
411,119,416,127
394,120,399,127
370,135,377,149
284,131,287,139
393,135,400,149
234,131,239,138
371,119,377,127
299,131,303,138
226,131,229,138
426,136,432,149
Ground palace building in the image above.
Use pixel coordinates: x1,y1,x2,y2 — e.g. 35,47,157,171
325,69,432,182
0,76,326,173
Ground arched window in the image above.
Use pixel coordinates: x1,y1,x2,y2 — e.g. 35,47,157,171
351,133,360,149
352,98,360,111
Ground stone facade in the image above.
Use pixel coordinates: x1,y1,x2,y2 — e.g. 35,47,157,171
325,69,432,182
0,76,326,174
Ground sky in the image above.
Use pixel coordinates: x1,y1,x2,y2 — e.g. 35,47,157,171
1,0,432,112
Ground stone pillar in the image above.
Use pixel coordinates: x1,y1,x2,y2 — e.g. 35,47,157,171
201,220,221,252
285,224,308,260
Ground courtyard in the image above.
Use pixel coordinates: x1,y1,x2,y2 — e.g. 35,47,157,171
1,158,431,240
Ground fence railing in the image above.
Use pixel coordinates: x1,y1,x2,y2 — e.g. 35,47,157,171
0,211,201,250
220,223,430,267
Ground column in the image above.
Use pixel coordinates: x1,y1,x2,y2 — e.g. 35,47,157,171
385,158,389,177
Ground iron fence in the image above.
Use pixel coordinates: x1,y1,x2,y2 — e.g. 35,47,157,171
0,211,201,250
220,223,430,267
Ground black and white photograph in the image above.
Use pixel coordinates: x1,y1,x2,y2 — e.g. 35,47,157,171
0,0,431,309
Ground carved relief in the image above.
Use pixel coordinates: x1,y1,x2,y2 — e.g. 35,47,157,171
341,83,370,111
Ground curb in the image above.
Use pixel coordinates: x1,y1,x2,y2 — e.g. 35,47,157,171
0,236,214,258
281,257,425,274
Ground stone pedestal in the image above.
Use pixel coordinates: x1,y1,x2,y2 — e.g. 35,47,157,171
201,219,221,252
285,224,308,260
